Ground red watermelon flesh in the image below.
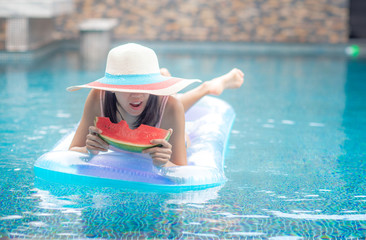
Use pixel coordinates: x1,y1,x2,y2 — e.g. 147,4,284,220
95,117,171,153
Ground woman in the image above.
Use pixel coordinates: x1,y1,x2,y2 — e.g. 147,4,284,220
68,43,244,167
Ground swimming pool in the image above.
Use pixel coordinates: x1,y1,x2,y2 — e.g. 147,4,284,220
1,42,365,239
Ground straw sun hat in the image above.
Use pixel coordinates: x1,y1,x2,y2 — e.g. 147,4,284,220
67,43,201,95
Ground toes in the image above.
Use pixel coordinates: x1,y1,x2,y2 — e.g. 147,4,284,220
160,68,171,77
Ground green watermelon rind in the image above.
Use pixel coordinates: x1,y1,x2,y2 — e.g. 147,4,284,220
99,132,171,153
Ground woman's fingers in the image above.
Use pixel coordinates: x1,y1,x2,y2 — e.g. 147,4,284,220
86,138,108,152
142,146,172,158
143,139,172,154
148,150,171,167
89,126,102,135
142,130,173,167
87,135,109,150
86,126,109,152
151,139,172,148
148,151,172,160
152,158,169,167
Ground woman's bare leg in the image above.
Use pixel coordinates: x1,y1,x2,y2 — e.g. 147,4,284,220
161,68,244,112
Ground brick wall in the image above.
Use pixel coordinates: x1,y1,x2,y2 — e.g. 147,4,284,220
1,0,349,48
0,19,5,49
54,0,348,43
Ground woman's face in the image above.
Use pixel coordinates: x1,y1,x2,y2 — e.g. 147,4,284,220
115,92,150,117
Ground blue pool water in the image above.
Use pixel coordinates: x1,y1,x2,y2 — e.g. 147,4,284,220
1,42,366,239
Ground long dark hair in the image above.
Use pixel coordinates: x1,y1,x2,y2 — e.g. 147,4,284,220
103,91,160,128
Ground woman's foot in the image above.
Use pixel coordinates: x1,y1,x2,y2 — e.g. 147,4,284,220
205,68,244,95
160,68,172,77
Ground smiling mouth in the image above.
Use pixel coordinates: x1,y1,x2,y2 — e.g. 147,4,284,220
130,102,142,108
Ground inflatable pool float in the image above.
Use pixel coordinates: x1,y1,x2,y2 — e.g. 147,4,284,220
34,96,235,191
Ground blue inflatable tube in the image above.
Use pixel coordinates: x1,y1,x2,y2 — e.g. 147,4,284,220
34,96,235,191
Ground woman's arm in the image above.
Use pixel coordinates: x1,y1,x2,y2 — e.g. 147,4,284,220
143,96,187,167
69,89,109,154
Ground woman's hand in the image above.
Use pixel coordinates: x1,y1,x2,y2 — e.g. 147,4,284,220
142,129,174,167
86,126,109,154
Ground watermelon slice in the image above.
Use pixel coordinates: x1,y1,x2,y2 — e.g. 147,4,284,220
95,117,171,153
